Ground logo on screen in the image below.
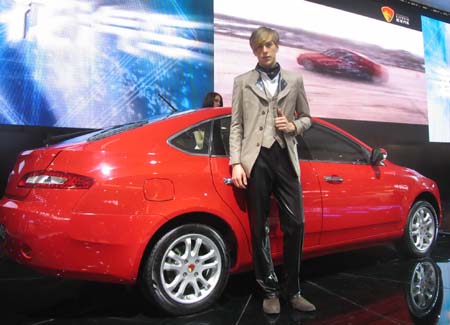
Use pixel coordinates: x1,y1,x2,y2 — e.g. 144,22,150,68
381,6,395,23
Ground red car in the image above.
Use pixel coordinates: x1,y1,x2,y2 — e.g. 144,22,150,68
0,107,440,315
297,48,389,83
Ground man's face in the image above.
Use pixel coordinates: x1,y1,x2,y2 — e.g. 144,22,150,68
253,39,278,68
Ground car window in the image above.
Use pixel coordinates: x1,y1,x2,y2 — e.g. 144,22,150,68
208,117,367,164
297,135,313,160
211,116,313,160
337,51,351,59
300,123,369,164
211,117,230,156
169,121,212,155
324,49,336,57
342,54,356,62
328,49,346,58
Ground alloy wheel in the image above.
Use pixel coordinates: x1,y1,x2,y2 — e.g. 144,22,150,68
409,205,436,253
159,233,222,304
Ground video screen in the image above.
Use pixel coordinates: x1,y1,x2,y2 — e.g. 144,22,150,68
214,0,427,125
0,0,213,128
422,16,450,143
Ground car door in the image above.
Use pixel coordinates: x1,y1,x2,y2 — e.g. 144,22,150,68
301,123,404,245
209,116,322,258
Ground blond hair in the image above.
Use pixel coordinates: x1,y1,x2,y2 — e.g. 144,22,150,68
249,26,280,51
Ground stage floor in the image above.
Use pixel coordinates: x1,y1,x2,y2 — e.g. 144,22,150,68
2,234,450,325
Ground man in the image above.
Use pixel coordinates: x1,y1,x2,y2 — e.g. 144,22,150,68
229,26,315,314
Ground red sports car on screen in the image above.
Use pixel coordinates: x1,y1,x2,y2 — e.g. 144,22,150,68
0,107,440,315
297,48,389,83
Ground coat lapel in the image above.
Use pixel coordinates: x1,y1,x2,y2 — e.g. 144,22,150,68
277,69,292,102
245,68,293,104
247,70,268,103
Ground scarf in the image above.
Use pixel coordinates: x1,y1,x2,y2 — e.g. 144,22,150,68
256,62,280,80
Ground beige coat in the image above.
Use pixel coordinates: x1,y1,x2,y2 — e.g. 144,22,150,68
229,68,311,177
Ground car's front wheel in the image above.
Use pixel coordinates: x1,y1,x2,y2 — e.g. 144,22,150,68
140,224,230,315
302,59,315,71
399,201,438,258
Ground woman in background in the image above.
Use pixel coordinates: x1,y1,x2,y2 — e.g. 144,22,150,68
202,92,223,107
194,92,223,150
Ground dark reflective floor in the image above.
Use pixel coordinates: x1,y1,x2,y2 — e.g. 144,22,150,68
2,233,450,325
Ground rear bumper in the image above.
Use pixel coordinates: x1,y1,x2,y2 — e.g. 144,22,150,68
0,197,167,283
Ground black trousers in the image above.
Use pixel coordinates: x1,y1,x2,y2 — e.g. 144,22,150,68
247,142,304,299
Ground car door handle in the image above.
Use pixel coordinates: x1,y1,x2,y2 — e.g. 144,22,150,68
224,178,233,185
324,175,344,184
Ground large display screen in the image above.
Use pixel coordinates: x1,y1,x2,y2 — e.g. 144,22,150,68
422,16,450,143
0,0,213,128
214,0,427,126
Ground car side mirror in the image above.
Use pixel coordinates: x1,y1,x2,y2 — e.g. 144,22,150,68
370,148,387,165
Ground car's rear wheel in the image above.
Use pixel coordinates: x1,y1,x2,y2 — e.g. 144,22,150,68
399,201,438,258
140,224,230,315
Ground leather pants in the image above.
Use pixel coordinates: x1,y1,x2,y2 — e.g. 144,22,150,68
247,142,304,299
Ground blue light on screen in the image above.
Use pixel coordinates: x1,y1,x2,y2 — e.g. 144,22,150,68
0,0,213,128
421,16,450,143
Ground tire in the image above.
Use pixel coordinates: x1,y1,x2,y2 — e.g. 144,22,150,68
140,224,230,315
302,59,315,71
399,201,438,258
359,71,372,81
405,258,442,324
371,74,387,84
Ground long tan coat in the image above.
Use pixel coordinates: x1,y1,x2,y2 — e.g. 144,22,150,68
229,68,311,177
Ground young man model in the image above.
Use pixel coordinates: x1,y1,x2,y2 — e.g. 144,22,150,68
229,26,316,314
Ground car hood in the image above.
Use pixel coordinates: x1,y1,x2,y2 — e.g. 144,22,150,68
298,52,327,61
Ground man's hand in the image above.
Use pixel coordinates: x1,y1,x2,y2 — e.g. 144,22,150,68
275,109,296,133
232,164,247,189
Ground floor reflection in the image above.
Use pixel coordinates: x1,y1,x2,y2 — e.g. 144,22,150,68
1,234,450,324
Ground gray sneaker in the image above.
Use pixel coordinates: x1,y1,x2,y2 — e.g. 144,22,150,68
263,297,281,314
290,295,316,312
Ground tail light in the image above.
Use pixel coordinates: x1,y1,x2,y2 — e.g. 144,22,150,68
18,170,94,189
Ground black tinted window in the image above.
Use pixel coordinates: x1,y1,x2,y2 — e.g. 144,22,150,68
211,117,230,156
297,135,313,160
300,123,369,164
208,118,367,163
169,121,211,155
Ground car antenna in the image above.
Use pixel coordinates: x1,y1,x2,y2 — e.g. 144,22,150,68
158,93,178,113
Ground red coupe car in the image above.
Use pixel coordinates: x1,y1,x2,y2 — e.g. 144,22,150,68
0,107,441,315
297,48,389,83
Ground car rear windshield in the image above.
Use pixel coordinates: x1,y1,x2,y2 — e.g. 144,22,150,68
87,110,197,142
87,120,151,142
56,110,196,144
